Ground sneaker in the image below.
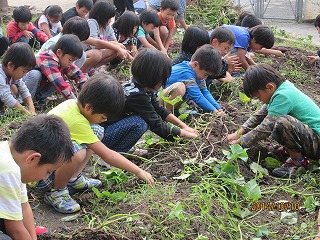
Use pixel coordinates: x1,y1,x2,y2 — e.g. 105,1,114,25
272,157,308,178
28,172,55,192
67,174,101,194
44,188,80,214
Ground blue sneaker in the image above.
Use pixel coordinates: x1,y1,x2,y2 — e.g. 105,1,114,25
44,188,80,214
28,172,55,192
67,174,101,194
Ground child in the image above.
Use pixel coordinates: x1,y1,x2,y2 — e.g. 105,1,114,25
157,0,179,50
39,16,90,69
224,24,274,70
23,34,87,105
115,48,198,144
307,14,320,80
81,0,130,73
112,11,140,57
35,74,154,213
6,6,48,46
164,44,223,114
61,0,93,26
0,42,36,115
227,64,320,177
136,9,166,55
148,0,195,30
114,0,135,19
0,114,74,239
35,5,63,39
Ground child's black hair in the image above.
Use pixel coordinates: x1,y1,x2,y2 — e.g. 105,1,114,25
62,16,90,41
243,64,284,98
113,11,140,38
78,73,125,119
45,5,63,18
139,9,160,27
13,6,32,23
2,42,36,69
235,11,251,26
89,0,115,27
77,0,93,10
52,34,83,59
10,114,73,165
181,25,210,54
249,25,274,49
209,26,235,45
160,0,179,11
34,5,63,27
132,48,172,88
315,14,320,28
191,44,222,75
241,14,262,28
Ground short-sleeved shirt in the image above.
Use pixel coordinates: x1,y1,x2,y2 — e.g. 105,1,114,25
148,0,186,19
39,33,62,52
158,12,175,29
37,15,62,34
224,24,250,51
85,19,116,50
136,26,150,48
267,80,320,135
48,99,100,145
61,7,78,26
0,141,28,221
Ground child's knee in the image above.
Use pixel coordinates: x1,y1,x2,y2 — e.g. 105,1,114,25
160,26,169,37
72,148,87,164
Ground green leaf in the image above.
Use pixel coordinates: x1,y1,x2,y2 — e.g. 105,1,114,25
222,149,231,159
168,202,186,220
182,158,197,165
250,162,269,176
243,179,261,201
303,196,319,213
173,173,191,180
92,186,104,199
195,235,209,240
232,207,251,219
280,212,298,225
221,162,236,175
230,144,243,155
61,213,80,222
263,157,281,169
256,226,269,237
239,92,251,103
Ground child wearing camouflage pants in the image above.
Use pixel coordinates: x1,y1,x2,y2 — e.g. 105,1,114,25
227,64,320,178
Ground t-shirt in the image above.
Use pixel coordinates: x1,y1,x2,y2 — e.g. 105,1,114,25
0,141,28,221
38,15,62,34
39,32,62,52
148,0,186,19
224,24,250,51
48,99,100,145
61,7,78,26
267,80,320,135
136,26,150,48
158,12,175,29
166,61,221,112
85,19,116,50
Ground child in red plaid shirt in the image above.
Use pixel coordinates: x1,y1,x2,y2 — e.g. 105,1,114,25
23,34,87,105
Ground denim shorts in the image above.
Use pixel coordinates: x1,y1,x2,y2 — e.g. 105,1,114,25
72,124,104,154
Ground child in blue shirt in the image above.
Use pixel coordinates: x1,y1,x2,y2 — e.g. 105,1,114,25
164,44,223,113
224,24,274,71
228,64,320,178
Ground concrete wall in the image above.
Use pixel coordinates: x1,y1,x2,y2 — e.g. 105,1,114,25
303,0,319,20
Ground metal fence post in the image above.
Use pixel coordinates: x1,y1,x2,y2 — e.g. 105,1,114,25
295,0,303,21
254,0,264,18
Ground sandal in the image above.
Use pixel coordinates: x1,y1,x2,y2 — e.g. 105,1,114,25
272,157,308,178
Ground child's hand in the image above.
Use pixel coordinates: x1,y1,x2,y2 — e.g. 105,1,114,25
117,48,129,59
227,131,242,142
136,170,154,186
182,126,199,135
229,138,241,145
180,129,199,138
213,109,225,115
307,56,319,64
23,30,34,39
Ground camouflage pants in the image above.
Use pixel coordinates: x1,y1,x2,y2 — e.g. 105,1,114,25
272,115,320,160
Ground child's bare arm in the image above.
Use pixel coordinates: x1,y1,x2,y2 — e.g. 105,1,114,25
307,55,319,64
256,48,284,57
13,101,34,115
39,22,53,38
164,27,176,50
88,141,154,186
153,27,167,54
138,36,157,49
5,202,36,240
178,18,188,30
22,97,36,115
216,71,234,83
165,113,199,138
